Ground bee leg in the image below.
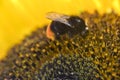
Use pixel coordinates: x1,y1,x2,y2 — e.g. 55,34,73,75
67,31,74,38
55,32,61,40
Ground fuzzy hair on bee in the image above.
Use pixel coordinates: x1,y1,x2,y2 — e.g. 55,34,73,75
46,12,88,40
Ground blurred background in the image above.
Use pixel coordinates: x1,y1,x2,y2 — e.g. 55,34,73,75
0,0,120,60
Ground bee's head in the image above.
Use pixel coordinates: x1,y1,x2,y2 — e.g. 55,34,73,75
68,16,89,36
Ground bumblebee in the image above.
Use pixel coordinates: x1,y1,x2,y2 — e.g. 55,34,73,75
46,12,88,40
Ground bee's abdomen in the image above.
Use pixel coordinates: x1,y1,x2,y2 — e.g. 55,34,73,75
50,21,71,36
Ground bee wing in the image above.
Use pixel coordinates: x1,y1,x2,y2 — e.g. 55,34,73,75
46,12,72,27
